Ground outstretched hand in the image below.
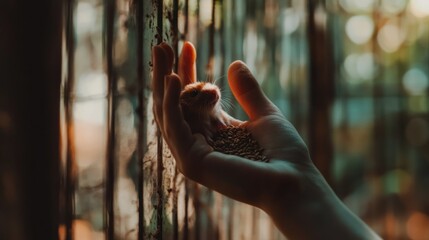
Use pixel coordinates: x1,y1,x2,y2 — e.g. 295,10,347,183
152,42,310,207
152,42,380,240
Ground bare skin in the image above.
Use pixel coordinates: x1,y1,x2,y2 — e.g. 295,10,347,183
152,42,381,240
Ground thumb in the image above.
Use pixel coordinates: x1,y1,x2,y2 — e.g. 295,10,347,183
227,61,279,120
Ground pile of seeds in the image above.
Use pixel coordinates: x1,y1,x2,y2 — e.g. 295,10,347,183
208,126,269,162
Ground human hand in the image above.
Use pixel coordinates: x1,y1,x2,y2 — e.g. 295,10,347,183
152,42,380,239
152,41,312,209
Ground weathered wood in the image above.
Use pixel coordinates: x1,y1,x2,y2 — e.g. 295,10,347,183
104,0,117,237
135,0,146,238
156,1,165,239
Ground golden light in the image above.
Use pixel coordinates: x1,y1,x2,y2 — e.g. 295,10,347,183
346,15,374,45
406,212,429,240
377,23,405,53
199,0,213,26
410,0,429,18
59,220,105,240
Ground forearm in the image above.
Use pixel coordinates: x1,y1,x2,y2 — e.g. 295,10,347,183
263,166,381,240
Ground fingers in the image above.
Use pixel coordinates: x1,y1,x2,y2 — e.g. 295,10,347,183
178,41,197,87
152,42,175,126
163,74,194,157
228,61,280,120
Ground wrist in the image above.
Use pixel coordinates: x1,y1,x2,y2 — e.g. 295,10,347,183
262,163,380,240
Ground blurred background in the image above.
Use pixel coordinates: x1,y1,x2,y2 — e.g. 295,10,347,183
1,0,429,239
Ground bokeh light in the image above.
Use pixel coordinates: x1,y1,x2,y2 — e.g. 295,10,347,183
346,15,374,45
355,53,377,80
344,53,377,81
199,0,213,26
340,0,375,13
406,212,429,240
75,2,97,36
377,22,405,53
403,68,429,95
410,0,429,18
282,8,300,34
381,0,407,15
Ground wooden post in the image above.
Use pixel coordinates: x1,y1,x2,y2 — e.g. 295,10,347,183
135,0,146,238
104,0,117,238
307,0,334,184
156,1,165,239
64,0,77,239
0,0,63,239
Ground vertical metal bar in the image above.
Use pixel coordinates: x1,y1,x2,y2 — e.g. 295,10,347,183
64,0,76,239
172,4,180,238
183,1,190,238
307,0,334,184
371,10,385,176
104,0,117,238
193,183,201,240
136,0,146,239
218,0,226,90
194,1,201,239
207,0,216,82
172,3,180,239
184,0,190,39
173,0,179,72
156,1,164,239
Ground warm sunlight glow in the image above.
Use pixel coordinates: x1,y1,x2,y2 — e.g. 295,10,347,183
199,0,213,26
377,23,405,53
407,212,429,239
59,220,104,240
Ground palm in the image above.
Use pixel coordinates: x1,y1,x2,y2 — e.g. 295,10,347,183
247,114,310,164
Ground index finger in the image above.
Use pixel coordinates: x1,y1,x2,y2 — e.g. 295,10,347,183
178,41,197,87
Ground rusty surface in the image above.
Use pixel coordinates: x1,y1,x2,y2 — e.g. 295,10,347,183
104,0,117,238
